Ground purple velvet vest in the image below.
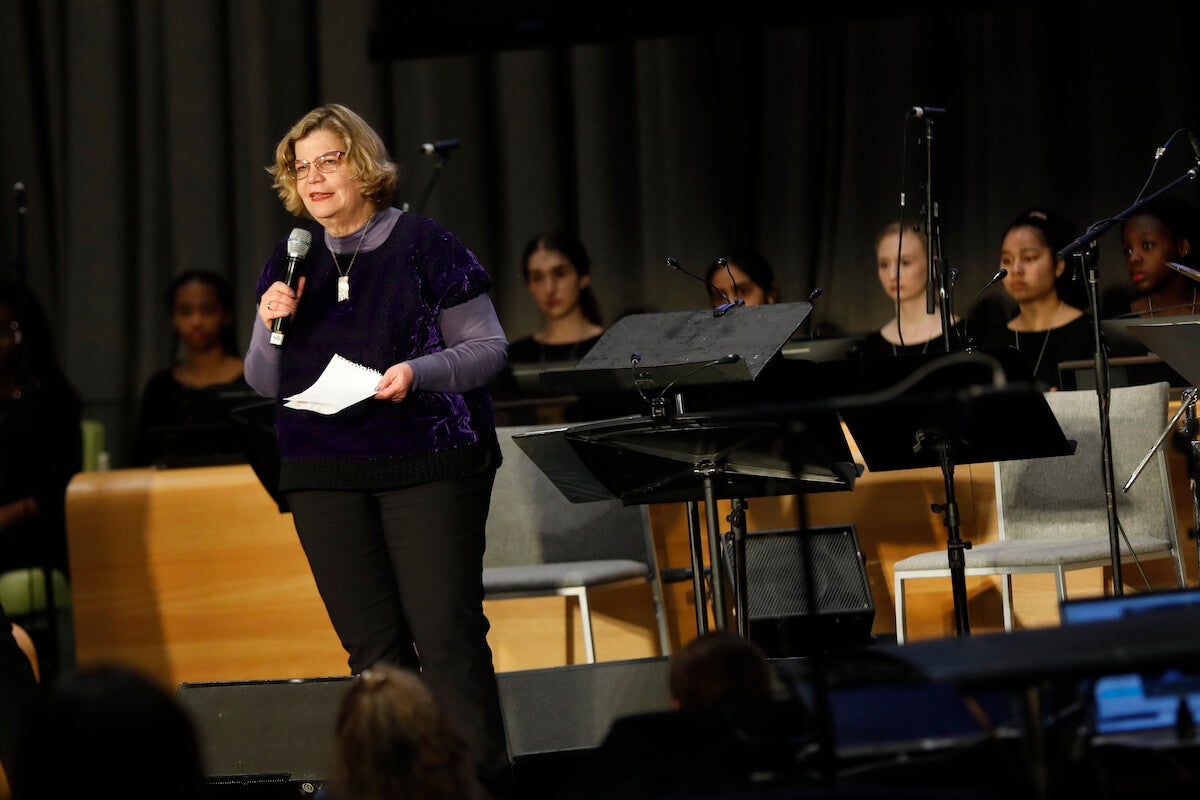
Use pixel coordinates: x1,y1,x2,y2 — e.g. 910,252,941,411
254,212,499,491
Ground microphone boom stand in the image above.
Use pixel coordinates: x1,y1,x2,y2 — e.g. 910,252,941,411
404,149,454,215
917,110,971,634
1057,163,1199,594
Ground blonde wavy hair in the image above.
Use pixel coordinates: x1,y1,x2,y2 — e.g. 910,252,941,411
267,103,398,218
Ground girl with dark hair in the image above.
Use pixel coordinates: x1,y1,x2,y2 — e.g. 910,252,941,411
980,207,1096,388
507,230,604,364
130,269,249,466
704,251,779,308
1121,195,1200,317
0,279,82,578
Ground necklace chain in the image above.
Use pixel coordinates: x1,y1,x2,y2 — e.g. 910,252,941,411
1014,300,1062,378
1147,287,1198,317
330,212,377,302
891,315,939,355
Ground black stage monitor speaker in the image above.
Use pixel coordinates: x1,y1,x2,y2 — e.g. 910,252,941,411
497,656,672,799
724,524,875,657
177,660,673,798
497,656,672,758
177,676,352,796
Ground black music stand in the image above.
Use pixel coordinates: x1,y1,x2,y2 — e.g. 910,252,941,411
540,303,810,402
818,349,1074,637
517,302,861,638
1120,316,1200,581
1118,315,1200,390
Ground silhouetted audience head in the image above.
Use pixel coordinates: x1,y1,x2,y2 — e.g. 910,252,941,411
327,662,481,800
13,663,204,800
668,631,774,710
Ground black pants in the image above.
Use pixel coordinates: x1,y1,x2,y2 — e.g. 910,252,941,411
287,469,511,797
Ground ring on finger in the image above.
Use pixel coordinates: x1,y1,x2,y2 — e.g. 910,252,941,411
267,301,273,310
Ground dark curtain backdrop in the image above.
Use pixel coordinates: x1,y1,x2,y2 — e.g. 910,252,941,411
1,0,1197,466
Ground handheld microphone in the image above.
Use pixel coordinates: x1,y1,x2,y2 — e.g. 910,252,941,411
418,139,461,156
962,268,1007,351
269,228,312,347
911,106,946,118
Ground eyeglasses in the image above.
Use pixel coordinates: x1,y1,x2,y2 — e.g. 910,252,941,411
289,150,345,180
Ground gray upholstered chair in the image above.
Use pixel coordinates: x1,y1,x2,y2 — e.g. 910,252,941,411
483,424,671,663
892,381,1187,643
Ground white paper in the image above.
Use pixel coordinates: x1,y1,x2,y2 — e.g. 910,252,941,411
283,354,382,415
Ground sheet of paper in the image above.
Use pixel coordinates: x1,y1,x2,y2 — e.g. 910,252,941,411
283,353,382,415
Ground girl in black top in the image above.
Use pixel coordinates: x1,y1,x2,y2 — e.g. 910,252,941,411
979,207,1094,389
858,221,960,357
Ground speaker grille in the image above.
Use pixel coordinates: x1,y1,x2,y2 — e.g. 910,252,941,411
497,657,671,757
177,676,352,784
723,525,875,656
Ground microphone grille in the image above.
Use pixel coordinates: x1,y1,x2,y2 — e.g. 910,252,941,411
287,228,312,258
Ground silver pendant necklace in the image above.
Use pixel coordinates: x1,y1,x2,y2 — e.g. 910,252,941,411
330,212,377,302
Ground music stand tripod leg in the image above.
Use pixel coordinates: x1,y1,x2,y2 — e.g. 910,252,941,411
685,501,709,636
1192,439,1200,586
1181,395,1200,586
729,497,749,638
700,466,729,631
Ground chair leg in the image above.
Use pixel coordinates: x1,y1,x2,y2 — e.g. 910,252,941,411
894,576,907,645
1001,574,1014,632
578,590,597,664
1054,567,1068,607
650,580,671,656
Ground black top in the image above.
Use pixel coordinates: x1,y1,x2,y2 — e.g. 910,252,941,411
975,314,1096,390
856,321,965,359
491,333,647,421
131,370,255,467
506,334,605,365
489,334,604,402
0,384,82,575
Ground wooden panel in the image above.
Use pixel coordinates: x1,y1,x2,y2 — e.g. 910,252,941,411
67,402,1200,691
66,466,347,692
65,465,665,692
